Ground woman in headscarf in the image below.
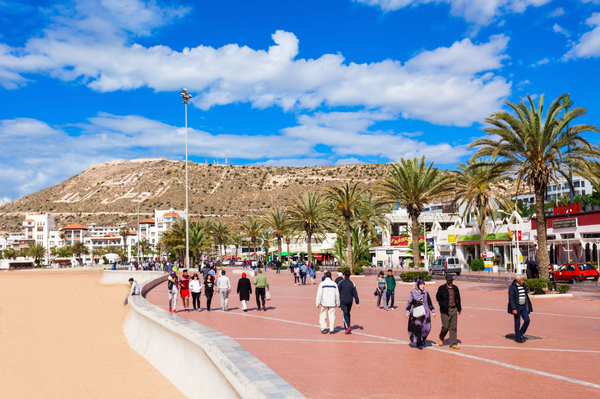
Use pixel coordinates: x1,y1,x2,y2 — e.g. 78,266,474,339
237,272,252,312
405,279,436,349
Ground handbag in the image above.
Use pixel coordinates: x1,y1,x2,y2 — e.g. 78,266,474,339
412,301,426,318
374,290,378,297
266,291,272,301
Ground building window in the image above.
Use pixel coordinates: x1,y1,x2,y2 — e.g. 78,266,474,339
574,181,580,188
582,181,585,187
561,234,575,239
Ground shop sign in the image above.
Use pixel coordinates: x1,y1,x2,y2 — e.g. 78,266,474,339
386,249,394,255
553,203,581,215
390,237,408,246
448,234,456,243
552,219,577,229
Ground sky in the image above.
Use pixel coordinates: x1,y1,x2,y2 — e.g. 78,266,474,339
1,0,600,203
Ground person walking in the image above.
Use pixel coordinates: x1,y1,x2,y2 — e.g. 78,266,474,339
204,274,215,311
316,271,340,334
253,269,270,311
217,270,231,311
294,266,300,286
436,274,462,350
300,262,308,285
337,270,359,334
406,279,436,349
309,264,316,285
237,272,252,312
179,269,191,312
385,269,396,310
167,272,178,313
508,275,533,343
276,259,282,274
335,272,344,285
190,273,202,311
376,271,388,310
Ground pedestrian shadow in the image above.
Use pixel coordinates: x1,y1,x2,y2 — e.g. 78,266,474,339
350,325,364,331
504,333,543,341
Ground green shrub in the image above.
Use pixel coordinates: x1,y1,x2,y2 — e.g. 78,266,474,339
400,271,432,282
408,262,425,268
470,259,485,271
314,265,320,271
525,278,548,295
337,266,350,274
557,284,570,294
353,266,363,275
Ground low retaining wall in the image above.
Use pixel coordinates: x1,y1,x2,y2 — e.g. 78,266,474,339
100,270,165,285
124,276,304,399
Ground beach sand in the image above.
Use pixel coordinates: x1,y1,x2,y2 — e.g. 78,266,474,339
0,269,185,398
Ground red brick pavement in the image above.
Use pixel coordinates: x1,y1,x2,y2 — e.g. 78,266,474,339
144,270,600,398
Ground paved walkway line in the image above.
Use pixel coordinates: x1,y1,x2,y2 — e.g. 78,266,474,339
464,306,600,320
224,312,600,391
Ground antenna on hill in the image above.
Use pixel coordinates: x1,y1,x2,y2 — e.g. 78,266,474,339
225,155,228,165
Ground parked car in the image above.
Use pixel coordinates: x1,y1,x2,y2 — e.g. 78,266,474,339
429,256,462,276
554,263,599,284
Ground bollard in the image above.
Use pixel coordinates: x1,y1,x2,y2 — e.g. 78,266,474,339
581,283,584,292
491,276,494,284
505,277,508,285
595,282,598,293
466,275,469,283
478,275,481,283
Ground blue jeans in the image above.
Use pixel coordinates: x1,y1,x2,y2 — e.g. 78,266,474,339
376,289,387,309
277,266,281,274
514,304,530,340
386,290,395,308
301,272,307,285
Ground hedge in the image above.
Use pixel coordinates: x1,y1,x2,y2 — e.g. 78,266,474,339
470,259,485,271
557,284,570,294
524,278,548,295
399,271,432,282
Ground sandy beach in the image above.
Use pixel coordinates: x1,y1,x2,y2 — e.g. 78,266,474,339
0,269,185,398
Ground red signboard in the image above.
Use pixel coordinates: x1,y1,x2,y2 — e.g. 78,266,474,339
553,203,581,215
515,230,521,241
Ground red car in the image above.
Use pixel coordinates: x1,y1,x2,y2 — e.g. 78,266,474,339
555,263,600,284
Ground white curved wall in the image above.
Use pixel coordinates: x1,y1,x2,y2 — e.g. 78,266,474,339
123,276,304,399
100,270,164,285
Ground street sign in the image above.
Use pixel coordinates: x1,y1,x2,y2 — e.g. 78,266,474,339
514,230,522,241
481,251,495,258
386,249,394,255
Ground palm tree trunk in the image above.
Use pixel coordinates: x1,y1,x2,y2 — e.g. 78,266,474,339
286,240,291,265
535,183,549,279
277,237,282,264
307,232,312,265
479,216,486,259
411,215,420,268
346,220,353,272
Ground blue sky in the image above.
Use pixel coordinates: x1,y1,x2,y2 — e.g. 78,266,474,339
1,0,600,202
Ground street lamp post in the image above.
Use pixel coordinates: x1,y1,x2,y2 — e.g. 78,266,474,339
181,88,192,271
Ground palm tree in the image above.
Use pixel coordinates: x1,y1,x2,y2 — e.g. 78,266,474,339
452,159,512,257
189,222,212,266
25,242,46,266
240,216,262,261
119,226,130,263
210,221,230,261
287,192,331,265
161,218,187,262
71,240,88,266
471,94,600,279
326,181,366,271
283,227,296,265
4,248,17,260
376,156,454,269
57,246,71,258
260,229,272,264
229,231,245,262
332,226,375,269
263,208,289,264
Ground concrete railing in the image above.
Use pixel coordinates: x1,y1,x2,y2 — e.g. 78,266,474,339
123,276,304,399
100,270,165,285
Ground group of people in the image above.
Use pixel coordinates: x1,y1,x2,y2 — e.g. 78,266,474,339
126,265,534,348
164,268,271,313
290,261,316,285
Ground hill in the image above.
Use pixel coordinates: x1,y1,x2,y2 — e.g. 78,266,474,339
0,159,391,232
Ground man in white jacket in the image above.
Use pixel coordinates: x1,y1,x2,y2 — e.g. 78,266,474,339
316,271,340,334
217,270,232,311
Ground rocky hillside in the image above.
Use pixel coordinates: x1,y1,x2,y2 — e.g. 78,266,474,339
0,159,391,231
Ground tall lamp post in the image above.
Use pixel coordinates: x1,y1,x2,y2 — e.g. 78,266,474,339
181,88,192,270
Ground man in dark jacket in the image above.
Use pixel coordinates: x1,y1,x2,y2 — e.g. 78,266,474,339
436,274,462,350
508,276,533,343
337,270,360,334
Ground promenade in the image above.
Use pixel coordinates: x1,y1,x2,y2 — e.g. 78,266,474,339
145,268,600,398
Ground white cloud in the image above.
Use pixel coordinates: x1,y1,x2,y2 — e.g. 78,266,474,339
552,23,570,37
0,2,512,127
548,7,565,17
0,110,473,200
281,111,471,164
564,13,600,59
516,79,531,89
531,57,549,67
354,0,550,27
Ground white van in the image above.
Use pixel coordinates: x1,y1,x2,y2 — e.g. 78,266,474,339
430,256,462,276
